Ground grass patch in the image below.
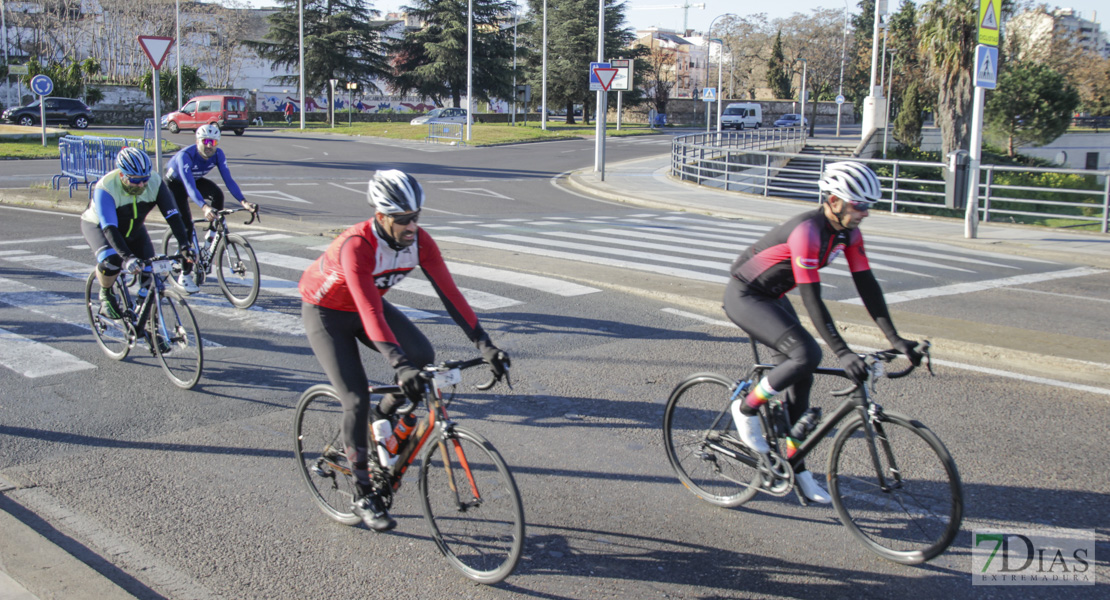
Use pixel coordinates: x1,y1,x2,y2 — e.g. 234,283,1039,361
0,131,180,159
280,119,664,145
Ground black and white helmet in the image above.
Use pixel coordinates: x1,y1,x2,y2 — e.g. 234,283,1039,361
818,161,882,206
367,169,424,214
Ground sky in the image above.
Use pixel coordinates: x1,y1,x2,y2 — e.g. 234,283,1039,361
241,0,1107,36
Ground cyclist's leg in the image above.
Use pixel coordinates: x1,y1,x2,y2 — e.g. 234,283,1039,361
196,178,225,211
128,228,156,290
167,178,196,275
723,278,821,449
302,302,374,486
367,299,434,418
82,220,123,288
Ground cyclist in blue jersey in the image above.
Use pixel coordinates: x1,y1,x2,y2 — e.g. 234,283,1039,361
724,161,922,505
164,124,258,292
80,147,194,322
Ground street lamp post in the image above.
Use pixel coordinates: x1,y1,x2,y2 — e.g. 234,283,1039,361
511,3,518,126
1,0,10,108
704,13,735,130
176,0,182,108
466,0,473,141
541,0,548,130
711,38,724,133
797,58,807,138
298,0,305,129
882,48,897,158
836,0,848,136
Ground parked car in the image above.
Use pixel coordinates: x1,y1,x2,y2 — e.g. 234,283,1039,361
773,113,808,128
162,95,250,135
410,107,468,125
3,97,93,129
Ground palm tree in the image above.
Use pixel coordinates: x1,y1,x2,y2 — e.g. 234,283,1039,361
918,0,978,155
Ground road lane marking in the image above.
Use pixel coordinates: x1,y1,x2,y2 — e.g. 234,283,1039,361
0,235,86,246
444,262,600,297
488,233,731,270
437,236,730,284
0,326,96,377
842,267,1107,305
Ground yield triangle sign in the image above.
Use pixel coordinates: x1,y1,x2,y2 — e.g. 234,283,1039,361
138,36,175,70
593,67,619,91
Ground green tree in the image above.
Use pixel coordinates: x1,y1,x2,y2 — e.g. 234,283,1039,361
893,79,924,148
23,57,102,104
520,0,634,124
391,0,516,108
766,30,791,100
140,66,206,112
245,0,393,102
986,61,1080,156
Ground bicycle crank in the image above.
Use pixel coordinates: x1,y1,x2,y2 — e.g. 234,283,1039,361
754,452,795,497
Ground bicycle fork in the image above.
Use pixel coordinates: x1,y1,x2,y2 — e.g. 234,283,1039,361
859,404,903,493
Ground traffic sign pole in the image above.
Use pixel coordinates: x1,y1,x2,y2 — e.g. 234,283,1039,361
138,36,175,172
29,74,53,146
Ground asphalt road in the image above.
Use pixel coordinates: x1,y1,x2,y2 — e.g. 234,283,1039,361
0,129,1107,598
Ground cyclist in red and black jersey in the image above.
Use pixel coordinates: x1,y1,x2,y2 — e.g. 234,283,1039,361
299,169,509,531
724,161,922,504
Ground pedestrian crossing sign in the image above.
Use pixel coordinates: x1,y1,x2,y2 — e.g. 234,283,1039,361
974,44,998,89
978,0,1000,46
702,88,716,102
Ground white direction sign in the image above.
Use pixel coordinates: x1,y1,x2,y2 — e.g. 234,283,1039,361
702,87,716,102
608,59,633,92
138,36,175,70
974,45,998,89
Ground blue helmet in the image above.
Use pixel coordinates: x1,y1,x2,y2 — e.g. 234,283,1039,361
116,147,153,178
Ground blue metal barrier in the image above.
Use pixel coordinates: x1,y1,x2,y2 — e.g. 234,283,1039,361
52,136,146,198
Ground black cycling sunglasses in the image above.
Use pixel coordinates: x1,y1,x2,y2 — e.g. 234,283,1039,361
391,211,421,225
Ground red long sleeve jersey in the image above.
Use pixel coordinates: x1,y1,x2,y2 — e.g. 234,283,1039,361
730,208,872,297
299,221,482,361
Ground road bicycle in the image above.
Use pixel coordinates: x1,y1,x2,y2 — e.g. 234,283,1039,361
293,357,525,584
84,253,204,389
161,207,261,308
663,339,963,565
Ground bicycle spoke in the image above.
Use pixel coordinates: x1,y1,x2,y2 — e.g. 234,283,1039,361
216,235,260,308
153,292,203,389
293,387,361,526
84,271,131,360
663,373,760,507
420,427,524,584
829,412,963,564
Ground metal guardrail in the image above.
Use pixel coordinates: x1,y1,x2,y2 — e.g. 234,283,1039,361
52,136,145,198
425,121,464,145
670,132,1110,233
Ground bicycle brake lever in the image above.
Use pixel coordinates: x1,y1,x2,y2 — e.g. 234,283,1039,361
244,209,260,225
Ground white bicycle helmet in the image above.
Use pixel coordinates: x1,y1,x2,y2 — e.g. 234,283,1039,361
116,146,152,177
196,123,222,142
367,169,424,214
818,161,882,206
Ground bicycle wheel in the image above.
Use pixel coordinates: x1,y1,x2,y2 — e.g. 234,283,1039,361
663,373,760,507
419,426,525,584
293,385,361,526
84,271,131,360
152,291,204,389
828,411,963,564
215,234,260,309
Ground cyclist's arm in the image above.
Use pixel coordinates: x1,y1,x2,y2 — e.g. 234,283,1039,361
798,283,852,357
416,230,492,346
214,150,248,204
92,188,134,258
843,232,901,343
154,180,191,249
339,235,414,369
789,221,851,357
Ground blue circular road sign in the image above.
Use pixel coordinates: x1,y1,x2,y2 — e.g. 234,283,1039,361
835,94,845,105
30,74,53,96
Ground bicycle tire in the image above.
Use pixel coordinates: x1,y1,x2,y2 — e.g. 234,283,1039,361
828,411,963,564
663,373,760,507
84,271,131,360
215,234,260,309
293,385,361,526
419,426,525,584
153,291,204,389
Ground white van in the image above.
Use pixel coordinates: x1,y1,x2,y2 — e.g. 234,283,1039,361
720,103,762,130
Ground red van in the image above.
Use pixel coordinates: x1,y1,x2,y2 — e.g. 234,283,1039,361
162,95,250,136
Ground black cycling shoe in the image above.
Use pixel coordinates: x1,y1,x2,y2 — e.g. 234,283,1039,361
353,486,396,532
99,286,123,320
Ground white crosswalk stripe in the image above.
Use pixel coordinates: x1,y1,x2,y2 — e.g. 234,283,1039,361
0,327,96,377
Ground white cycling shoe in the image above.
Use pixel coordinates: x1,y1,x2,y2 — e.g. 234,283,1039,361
730,399,769,453
176,272,200,294
796,471,832,504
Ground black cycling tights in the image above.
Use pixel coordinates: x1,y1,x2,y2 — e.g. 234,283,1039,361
723,277,821,428
302,301,434,469
168,177,225,234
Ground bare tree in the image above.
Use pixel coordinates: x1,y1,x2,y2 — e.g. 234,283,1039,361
638,38,677,114
717,14,772,100
777,8,846,129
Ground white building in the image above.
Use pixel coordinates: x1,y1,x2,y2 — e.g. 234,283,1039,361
1008,7,1109,60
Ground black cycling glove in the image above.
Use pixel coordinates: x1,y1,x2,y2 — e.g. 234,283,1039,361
838,352,869,384
891,336,923,366
477,339,511,379
396,365,425,401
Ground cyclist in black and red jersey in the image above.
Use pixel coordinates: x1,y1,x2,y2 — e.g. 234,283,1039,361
724,161,922,504
299,169,509,532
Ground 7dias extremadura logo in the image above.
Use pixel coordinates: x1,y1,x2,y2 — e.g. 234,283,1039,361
972,528,1095,586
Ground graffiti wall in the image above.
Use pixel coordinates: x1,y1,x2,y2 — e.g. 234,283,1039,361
256,94,439,114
